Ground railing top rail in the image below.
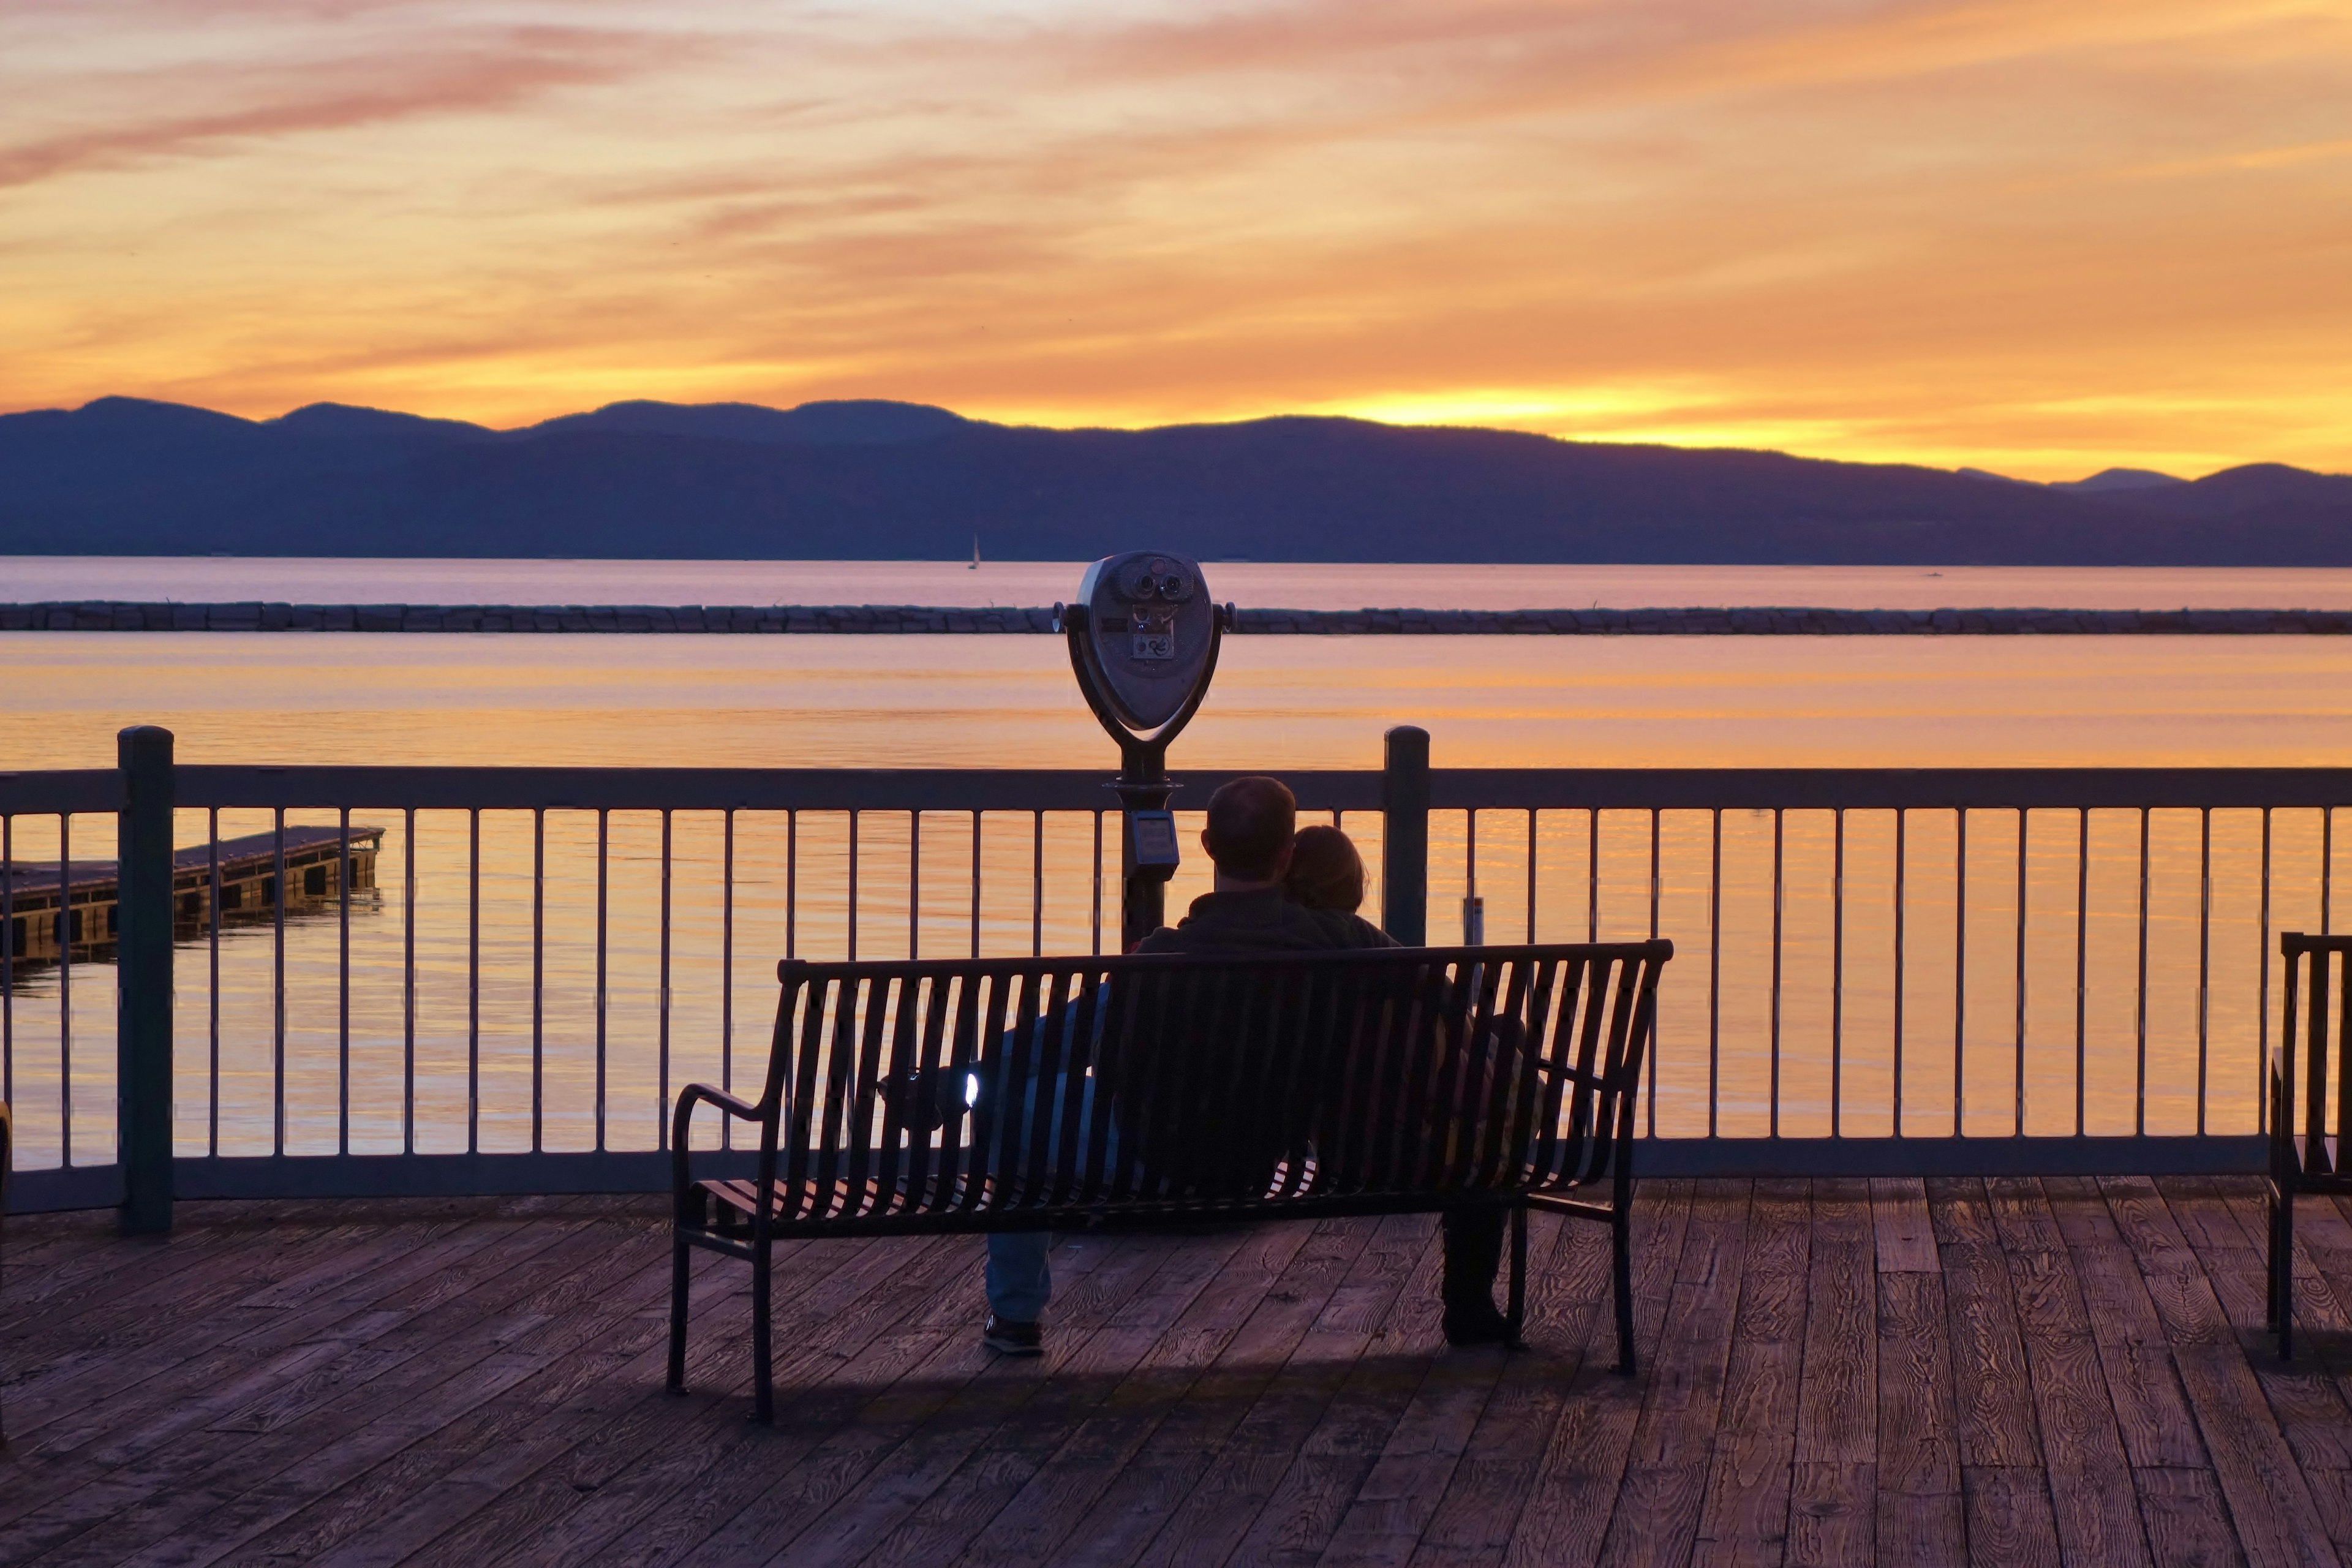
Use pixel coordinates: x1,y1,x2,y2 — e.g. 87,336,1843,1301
774,938,1673,984
0,769,118,816
1428,766,2352,812
169,765,1386,813
11,762,2352,815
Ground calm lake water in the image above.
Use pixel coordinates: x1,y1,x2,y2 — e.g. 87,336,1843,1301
7,561,2351,1174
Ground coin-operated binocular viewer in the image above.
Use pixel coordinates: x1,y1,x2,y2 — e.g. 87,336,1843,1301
1055,551,1232,948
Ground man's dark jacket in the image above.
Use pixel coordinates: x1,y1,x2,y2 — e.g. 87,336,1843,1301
1110,886,1396,1195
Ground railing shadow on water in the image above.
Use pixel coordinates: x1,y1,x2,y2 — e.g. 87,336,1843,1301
10,731,2344,1215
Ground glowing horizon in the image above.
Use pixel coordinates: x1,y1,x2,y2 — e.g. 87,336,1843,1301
6,1,2348,483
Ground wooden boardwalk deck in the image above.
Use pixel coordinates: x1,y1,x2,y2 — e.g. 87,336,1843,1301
4,1176,2350,1565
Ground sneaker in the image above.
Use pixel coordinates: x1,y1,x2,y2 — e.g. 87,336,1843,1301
982,1314,1043,1355
1442,1300,1517,1349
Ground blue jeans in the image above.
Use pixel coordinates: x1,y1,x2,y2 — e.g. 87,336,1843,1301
979,1068,1126,1324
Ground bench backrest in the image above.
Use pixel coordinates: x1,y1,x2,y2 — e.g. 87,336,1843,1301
2282,932,2352,1172
738,940,1670,1224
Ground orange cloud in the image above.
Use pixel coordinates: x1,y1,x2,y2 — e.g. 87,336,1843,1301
1,0,2346,480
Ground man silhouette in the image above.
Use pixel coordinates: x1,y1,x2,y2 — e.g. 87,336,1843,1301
980,775,1515,1354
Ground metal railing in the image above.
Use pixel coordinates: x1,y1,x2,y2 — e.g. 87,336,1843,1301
7,728,2336,1215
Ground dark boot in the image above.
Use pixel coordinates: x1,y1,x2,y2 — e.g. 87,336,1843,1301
1441,1206,1512,1346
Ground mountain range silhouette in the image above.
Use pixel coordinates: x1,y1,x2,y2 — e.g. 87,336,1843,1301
6,396,2349,564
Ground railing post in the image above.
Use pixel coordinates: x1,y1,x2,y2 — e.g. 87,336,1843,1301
1382,725,1430,944
117,725,175,1235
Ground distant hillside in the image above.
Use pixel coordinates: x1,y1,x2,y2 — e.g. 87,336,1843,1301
5,395,2350,564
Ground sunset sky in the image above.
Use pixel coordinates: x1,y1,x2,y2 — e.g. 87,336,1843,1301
4,0,2348,479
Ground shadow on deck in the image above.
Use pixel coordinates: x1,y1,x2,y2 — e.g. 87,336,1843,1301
2,1175,2347,1565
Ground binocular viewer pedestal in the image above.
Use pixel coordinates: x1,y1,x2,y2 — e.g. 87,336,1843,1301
1055,550,1234,948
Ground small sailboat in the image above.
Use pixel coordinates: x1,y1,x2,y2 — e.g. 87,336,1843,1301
970,535,980,570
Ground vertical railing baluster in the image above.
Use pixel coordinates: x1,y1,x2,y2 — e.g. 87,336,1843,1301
1466,810,1478,943
786,809,799,960
2075,807,2089,1138
2013,807,2028,1138
2197,806,2212,1136
846,809,859,962
339,805,352,1157
659,808,673,1147
1706,807,1721,1139
2327,805,2337,935
2135,805,2150,1137
1769,808,1784,1139
1526,808,1538,941
1587,809,1599,942
58,813,69,1167
1893,807,1907,1140
1031,810,1044,958
1646,808,1660,1137
970,809,982,959
273,807,287,1157
1090,810,1102,957
911,810,922,960
531,805,545,1155
401,807,413,1156
1954,807,1967,1137
722,808,735,1150
1831,807,1845,1139
467,807,480,1156
2259,807,2274,1133
596,807,608,1153
2,814,12,1113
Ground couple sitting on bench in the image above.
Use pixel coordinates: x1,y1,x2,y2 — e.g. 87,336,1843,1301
978,775,1519,1356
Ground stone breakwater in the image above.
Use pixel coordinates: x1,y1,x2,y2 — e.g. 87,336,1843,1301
4,602,2351,634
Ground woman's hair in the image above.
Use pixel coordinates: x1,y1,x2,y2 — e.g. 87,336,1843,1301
1284,824,1366,913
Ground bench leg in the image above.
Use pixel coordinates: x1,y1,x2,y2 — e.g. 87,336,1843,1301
668,1234,692,1393
752,1239,775,1423
1506,1202,1528,1348
1611,1205,1635,1376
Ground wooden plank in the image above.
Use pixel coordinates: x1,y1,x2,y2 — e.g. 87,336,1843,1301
1964,1465,2064,1568
2,1201,569,1468
771,1234,1190,1567
1932,1179,2042,1470
1602,1175,1753,1568
1687,1178,1811,1568
1786,1461,1875,1568
953,1221,1321,1568
861,1229,1265,1568
1214,1217,1452,1567
1796,1178,1875,1468
2133,1465,2252,1568
1873,1177,1941,1275
1036,1216,1390,1568
1115,1215,1431,1568
1496,1178,1697,1568
2003,1246,2153,1568
2107,1182,2340,1568
219,1238,869,1567
2049,1178,2209,1474
0,1204,670,1567
411,1231,995,1568
1402,1212,1616,1568
1877,1267,1960,1500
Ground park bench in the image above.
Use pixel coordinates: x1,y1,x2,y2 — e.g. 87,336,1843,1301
669,940,1672,1420
2269,931,2352,1359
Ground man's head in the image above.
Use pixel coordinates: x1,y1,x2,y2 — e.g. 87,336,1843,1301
1202,775,1295,884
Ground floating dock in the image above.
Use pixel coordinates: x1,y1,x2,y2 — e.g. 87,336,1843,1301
4,824,383,968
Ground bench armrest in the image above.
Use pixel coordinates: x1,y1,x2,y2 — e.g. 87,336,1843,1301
671,1082,771,1196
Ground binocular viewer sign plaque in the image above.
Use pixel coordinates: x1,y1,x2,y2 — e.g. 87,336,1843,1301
1064,551,1224,736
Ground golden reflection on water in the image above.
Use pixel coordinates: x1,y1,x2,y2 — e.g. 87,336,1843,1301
6,632,2352,1168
